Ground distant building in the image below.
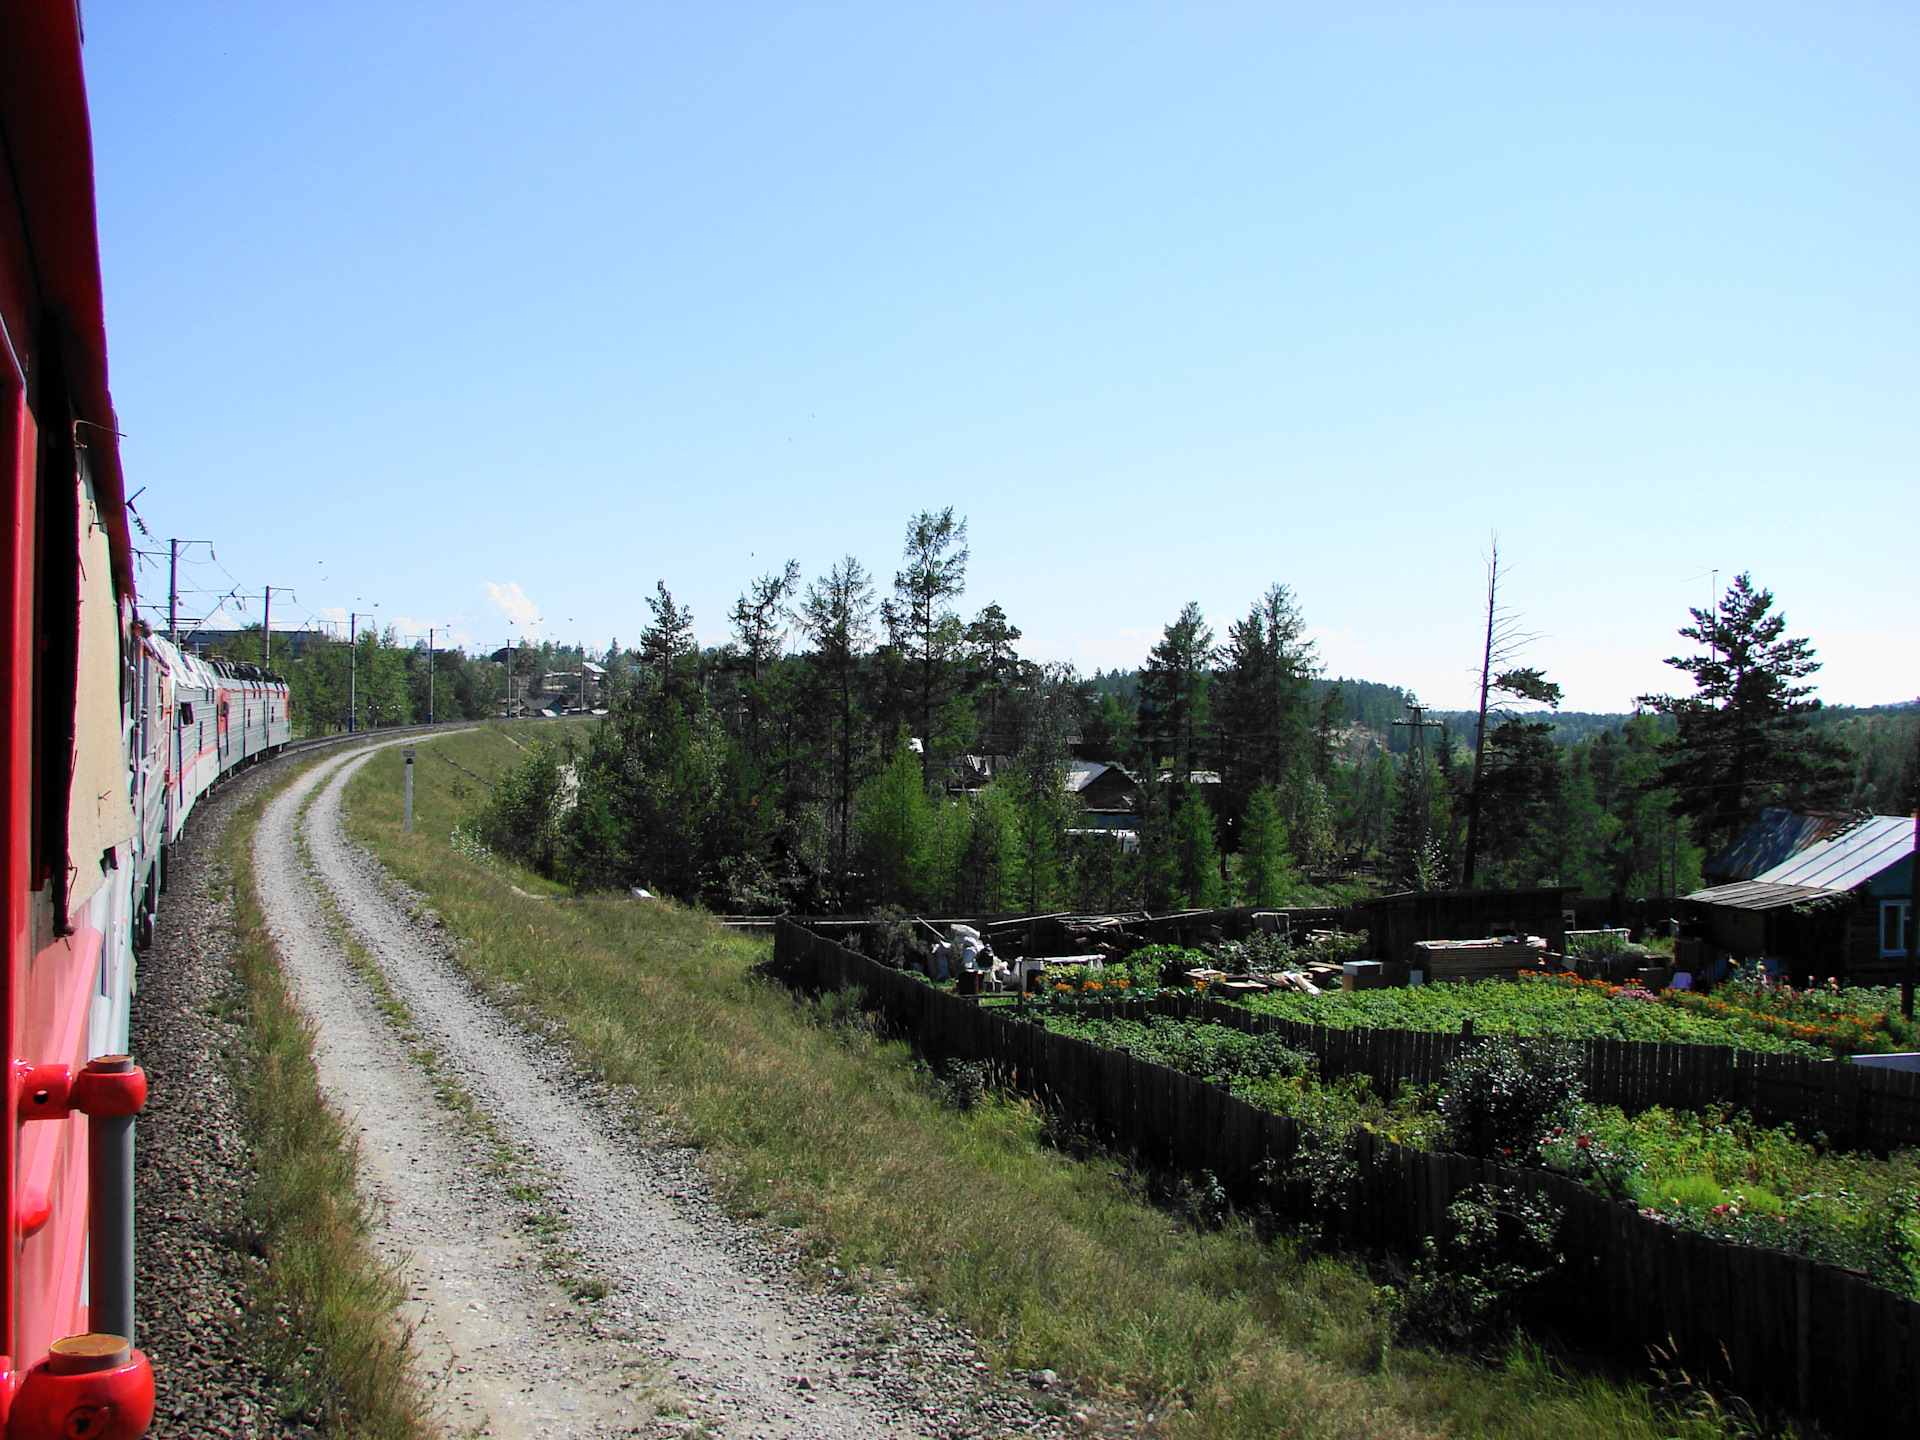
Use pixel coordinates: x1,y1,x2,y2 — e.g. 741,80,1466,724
948,754,1015,794
1065,761,1142,832
1067,760,1140,808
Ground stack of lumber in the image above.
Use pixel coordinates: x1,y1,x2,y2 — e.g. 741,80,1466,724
1413,937,1547,982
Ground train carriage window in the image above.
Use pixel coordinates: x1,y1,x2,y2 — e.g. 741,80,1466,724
178,702,194,725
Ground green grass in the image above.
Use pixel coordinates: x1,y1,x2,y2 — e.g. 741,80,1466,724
219,765,433,1439
340,724,1767,1440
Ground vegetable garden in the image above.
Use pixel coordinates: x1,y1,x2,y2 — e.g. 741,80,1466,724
1034,1011,1920,1301
1245,971,1917,1057
1030,943,1917,1058
781,920,1920,1435
1022,946,1920,1297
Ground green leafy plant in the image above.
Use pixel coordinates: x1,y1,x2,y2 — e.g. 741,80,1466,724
1400,1183,1565,1352
1036,1014,1316,1088
1438,1038,1581,1161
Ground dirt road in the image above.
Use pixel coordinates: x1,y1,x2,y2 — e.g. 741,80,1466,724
253,738,1066,1439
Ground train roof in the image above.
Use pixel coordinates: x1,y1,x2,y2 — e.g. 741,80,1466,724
207,657,288,685
145,633,218,691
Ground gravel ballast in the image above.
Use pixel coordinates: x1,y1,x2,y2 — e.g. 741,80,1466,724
131,757,319,1439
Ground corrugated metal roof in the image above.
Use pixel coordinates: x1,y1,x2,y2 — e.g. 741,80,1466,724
1684,879,1846,912
1707,808,1859,882
1065,762,1108,793
1752,814,1914,892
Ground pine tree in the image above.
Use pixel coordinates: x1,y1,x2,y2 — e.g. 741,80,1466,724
1216,583,1317,851
1138,602,1216,777
881,508,969,777
639,582,699,710
1166,785,1222,907
1473,719,1562,886
962,601,1026,755
1237,782,1299,905
796,557,877,898
854,739,934,908
1638,574,1852,853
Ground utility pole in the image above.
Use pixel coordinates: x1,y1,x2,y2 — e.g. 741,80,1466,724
164,539,212,646
348,612,357,734
1905,694,1919,1021
1393,701,1444,766
1394,699,1446,891
427,627,436,725
261,586,273,670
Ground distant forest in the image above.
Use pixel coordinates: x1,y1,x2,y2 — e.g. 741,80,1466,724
215,519,1917,916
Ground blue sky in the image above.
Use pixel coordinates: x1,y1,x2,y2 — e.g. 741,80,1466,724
86,2,1916,710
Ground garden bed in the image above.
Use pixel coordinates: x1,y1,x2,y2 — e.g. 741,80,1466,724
1031,1010,1920,1301
1040,939,1918,1058
1238,971,1916,1056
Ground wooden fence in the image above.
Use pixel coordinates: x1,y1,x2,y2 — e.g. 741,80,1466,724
772,920,1920,1439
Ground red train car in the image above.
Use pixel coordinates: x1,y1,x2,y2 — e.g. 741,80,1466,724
0,6,156,1436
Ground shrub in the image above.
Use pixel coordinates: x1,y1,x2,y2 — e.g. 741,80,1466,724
1567,930,1633,960
1125,943,1213,987
1537,1123,1643,1201
476,736,575,875
1438,1038,1581,1161
1401,1183,1564,1352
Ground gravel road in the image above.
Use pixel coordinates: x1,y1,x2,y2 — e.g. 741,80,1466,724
245,737,1079,1439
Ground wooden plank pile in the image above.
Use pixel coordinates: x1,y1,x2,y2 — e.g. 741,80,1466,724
1413,936,1548,981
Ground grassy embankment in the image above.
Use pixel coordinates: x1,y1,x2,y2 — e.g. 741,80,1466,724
217,756,433,1439
342,723,1762,1440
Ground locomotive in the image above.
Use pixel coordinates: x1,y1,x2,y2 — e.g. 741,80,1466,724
1,7,291,1434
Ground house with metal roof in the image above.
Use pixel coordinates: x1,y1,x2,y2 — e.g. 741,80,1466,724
1064,761,1143,836
1684,813,1915,983
1702,808,1869,885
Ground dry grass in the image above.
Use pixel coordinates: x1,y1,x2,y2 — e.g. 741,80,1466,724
342,725,1750,1440
220,765,435,1439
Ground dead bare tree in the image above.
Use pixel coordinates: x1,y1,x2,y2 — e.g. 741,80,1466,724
1461,537,1562,888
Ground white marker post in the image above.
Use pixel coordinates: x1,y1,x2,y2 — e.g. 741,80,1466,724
402,747,417,835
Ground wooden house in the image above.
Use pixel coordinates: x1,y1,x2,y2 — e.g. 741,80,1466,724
1685,813,1915,984
1702,808,1865,886
1065,761,1142,825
